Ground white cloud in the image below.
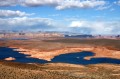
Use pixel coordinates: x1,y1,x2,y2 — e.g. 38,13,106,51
114,0,120,6
0,10,31,17
22,0,61,6
96,5,111,10
0,0,18,6
56,0,106,10
110,8,115,11
0,17,55,30
118,0,120,5
70,21,85,27
49,14,61,17
69,20,120,34
0,0,110,10
21,0,107,10
0,17,119,34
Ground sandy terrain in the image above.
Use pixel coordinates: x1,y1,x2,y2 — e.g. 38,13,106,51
11,46,120,61
0,38,120,79
0,60,120,79
0,38,120,61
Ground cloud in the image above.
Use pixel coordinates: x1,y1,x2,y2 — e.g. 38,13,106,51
56,0,106,10
118,0,120,5
70,21,86,27
0,10,32,17
49,14,61,17
0,0,18,6
0,0,112,11
0,0,107,10
69,20,120,34
0,16,119,34
23,0,107,10
114,0,120,6
21,0,61,7
0,17,55,30
96,5,111,10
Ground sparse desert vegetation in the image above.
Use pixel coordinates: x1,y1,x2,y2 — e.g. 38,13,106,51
0,38,120,79
0,61,120,79
0,38,120,61
0,38,120,50
0,0,120,78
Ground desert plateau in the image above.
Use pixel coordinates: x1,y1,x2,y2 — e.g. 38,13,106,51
0,38,120,79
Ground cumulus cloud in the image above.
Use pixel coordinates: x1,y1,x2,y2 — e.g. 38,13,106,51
0,0,18,6
0,16,119,34
70,21,86,27
0,0,107,10
56,0,106,10
0,10,31,17
0,17,55,30
23,0,107,10
22,0,106,10
21,0,61,7
70,20,120,34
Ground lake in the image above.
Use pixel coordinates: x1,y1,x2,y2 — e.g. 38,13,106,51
0,47,120,65
0,47,47,63
51,51,120,65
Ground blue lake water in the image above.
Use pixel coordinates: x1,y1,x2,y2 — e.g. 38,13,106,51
0,47,120,65
51,52,120,65
0,47,47,63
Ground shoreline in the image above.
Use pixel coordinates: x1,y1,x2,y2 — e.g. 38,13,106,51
10,46,120,61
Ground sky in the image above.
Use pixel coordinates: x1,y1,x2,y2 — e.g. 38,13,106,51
0,0,120,35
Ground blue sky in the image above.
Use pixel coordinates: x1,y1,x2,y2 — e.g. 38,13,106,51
0,0,120,35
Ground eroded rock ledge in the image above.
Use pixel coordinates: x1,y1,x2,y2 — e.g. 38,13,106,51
11,46,120,61
4,57,16,61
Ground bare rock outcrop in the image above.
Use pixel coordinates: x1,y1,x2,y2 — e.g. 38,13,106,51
4,57,16,61
10,46,120,61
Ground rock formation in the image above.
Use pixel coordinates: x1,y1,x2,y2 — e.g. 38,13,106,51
11,46,120,61
4,57,16,61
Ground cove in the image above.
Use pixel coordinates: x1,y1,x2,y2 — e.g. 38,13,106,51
51,51,120,65
0,47,47,63
0,47,120,65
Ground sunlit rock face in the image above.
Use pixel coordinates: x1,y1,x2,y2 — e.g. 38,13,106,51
0,33,64,39
4,57,16,61
13,46,120,61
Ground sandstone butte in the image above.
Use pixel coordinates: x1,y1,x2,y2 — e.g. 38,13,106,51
10,46,120,61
